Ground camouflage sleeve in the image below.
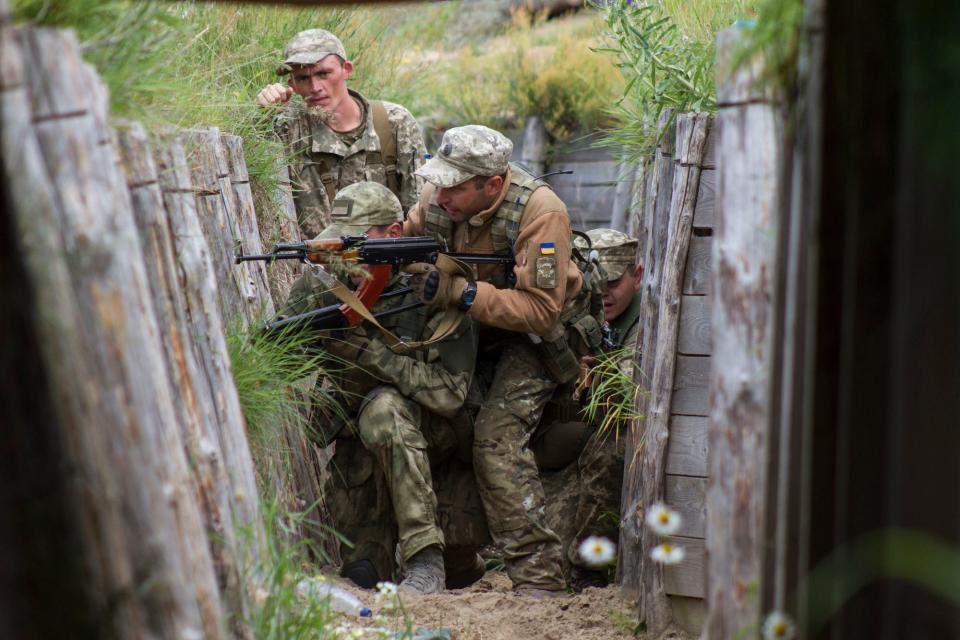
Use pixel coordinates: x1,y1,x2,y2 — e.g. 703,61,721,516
356,316,477,418
617,321,641,381
384,102,426,212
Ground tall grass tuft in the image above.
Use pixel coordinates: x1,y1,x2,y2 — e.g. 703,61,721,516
579,348,644,442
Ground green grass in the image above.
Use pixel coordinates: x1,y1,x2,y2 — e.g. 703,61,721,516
579,347,644,442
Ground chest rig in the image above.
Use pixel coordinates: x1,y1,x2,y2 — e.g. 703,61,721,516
422,163,548,289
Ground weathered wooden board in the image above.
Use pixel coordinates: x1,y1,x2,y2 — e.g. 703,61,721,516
672,355,711,416
636,112,711,634
665,475,707,538
705,27,781,640
663,536,706,599
677,295,712,355
619,110,675,593
671,596,708,636
665,415,709,477
693,168,716,230
702,125,718,170
682,236,712,295
259,159,304,307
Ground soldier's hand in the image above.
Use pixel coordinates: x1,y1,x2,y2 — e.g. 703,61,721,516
255,83,294,107
403,263,467,308
323,326,372,363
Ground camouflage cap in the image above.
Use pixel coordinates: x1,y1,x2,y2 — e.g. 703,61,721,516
317,182,403,239
416,125,513,187
575,228,639,281
277,29,347,75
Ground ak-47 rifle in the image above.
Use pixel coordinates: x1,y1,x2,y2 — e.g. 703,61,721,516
236,235,513,338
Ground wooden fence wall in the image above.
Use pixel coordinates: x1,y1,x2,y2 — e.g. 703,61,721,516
0,15,330,639
616,28,781,639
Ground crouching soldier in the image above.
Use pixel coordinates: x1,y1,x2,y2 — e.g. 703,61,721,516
280,181,482,593
537,228,642,589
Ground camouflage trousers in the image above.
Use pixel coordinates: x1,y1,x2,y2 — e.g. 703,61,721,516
541,429,625,573
325,386,490,583
473,341,565,591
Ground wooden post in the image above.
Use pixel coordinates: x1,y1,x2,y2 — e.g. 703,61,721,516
3,25,225,639
636,113,711,635
619,110,675,593
704,27,781,640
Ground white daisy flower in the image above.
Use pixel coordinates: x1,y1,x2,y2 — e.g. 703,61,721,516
649,542,685,564
578,535,616,567
762,611,796,640
645,503,682,536
376,581,398,597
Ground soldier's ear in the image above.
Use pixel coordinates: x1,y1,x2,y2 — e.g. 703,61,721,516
633,264,643,290
483,175,504,196
386,221,403,238
342,60,354,80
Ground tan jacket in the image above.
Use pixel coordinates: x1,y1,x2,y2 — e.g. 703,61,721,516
404,170,582,336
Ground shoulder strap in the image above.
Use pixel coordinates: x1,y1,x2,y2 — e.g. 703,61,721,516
371,101,400,199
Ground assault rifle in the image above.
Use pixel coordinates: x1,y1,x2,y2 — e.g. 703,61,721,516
236,235,513,337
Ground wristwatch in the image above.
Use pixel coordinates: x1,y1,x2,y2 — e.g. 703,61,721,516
458,281,478,311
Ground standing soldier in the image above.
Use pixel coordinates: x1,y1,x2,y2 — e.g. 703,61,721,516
403,125,590,597
280,182,480,593
256,29,425,239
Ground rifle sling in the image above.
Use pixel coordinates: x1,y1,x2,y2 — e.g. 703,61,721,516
318,253,472,354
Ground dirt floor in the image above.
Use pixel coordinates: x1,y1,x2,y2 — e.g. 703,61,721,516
324,570,693,640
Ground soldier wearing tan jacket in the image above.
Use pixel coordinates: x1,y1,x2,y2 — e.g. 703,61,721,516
402,125,584,597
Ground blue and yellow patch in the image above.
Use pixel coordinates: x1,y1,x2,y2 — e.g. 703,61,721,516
539,242,556,255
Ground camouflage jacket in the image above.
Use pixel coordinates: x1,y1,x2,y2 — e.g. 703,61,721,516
282,271,477,442
275,90,426,239
610,292,641,379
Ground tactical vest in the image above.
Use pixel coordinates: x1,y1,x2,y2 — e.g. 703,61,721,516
309,100,400,209
422,162,547,289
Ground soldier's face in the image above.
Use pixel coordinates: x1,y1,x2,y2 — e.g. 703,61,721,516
288,56,353,110
602,265,641,322
435,176,502,223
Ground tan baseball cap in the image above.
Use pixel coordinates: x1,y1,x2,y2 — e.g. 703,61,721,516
317,182,403,239
277,29,347,75
575,228,639,281
416,124,513,187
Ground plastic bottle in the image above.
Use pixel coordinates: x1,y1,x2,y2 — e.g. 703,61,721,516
296,577,373,617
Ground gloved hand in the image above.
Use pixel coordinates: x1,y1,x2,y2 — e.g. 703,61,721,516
323,325,373,363
403,262,468,308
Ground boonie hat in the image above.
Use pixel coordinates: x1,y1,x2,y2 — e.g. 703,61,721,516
575,228,639,282
277,29,347,75
317,182,403,239
416,125,513,187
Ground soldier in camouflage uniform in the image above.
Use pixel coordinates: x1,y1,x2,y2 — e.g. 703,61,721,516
539,228,642,589
402,125,588,597
256,29,426,239
280,182,483,594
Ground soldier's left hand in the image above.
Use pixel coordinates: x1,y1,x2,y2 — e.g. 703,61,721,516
403,263,467,308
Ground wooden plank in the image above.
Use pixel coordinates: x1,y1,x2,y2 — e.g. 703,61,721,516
635,112,712,634
705,28,781,640
672,355,711,416
619,110,675,593
677,295,712,355
693,168,715,230
666,415,709,477
670,596,707,636
682,236,712,295
663,536,705,598
702,125,718,170
665,475,707,538
222,133,275,318
260,158,304,307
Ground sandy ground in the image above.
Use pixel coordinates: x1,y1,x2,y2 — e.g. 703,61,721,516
324,570,693,640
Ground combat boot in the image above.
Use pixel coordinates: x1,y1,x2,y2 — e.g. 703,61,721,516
399,545,446,594
444,547,486,589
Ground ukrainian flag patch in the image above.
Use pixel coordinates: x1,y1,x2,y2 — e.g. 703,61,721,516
539,242,556,255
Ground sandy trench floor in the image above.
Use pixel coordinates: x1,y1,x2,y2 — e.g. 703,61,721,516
321,570,693,640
